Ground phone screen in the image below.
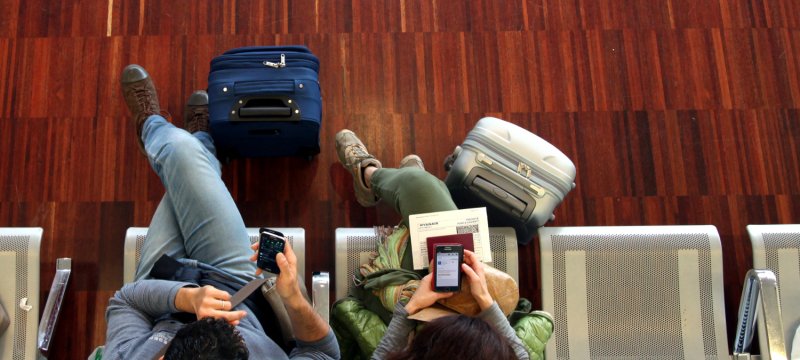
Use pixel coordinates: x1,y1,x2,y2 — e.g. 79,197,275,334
434,245,463,292
257,228,286,274
436,252,460,287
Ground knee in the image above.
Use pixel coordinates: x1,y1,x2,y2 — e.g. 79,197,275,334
153,130,206,164
396,168,443,193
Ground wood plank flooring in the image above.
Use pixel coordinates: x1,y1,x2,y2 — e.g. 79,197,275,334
1,0,799,357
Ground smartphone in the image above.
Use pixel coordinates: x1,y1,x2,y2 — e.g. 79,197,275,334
257,228,286,274
433,244,463,292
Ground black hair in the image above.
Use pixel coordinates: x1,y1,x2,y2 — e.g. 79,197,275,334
386,314,518,360
164,317,249,360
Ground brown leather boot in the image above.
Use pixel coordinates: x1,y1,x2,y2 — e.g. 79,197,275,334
120,64,160,152
184,90,209,134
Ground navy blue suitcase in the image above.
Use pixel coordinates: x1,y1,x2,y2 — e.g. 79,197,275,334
208,46,321,158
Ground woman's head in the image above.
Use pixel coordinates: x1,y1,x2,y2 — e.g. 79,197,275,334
387,314,518,360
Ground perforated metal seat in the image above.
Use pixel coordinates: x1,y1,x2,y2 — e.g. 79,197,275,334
334,227,518,300
0,228,41,360
0,228,71,360
123,227,307,283
747,224,800,357
539,225,729,360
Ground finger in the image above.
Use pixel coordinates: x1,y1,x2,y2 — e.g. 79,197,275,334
249,252,257,262
463,251,484,272
437,292,455,300
275,252,290,272
255,267,263,276
461,263,480,282
283,241,297,263
207,287,231,301
463,250,477,264
472,257,485,275
251,242,259,250
218,310,247,322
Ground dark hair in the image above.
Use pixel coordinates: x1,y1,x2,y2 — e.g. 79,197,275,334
164,317,249,360
386,314,518,360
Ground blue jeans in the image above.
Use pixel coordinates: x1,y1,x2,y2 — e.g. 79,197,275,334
134,115,256,283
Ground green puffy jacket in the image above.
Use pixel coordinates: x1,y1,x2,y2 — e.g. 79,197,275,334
512,309,555,360
331,296,554,359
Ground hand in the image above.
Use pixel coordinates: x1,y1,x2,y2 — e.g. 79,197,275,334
251,241,303,304
405,273,453,315
274,240,303,303
175,285,247,326
461,250,493,311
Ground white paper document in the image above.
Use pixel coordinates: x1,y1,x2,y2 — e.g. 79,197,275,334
408,207,492,270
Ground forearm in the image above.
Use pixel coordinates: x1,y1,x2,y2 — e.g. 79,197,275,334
105,280,196,358
283,294,330,342
478,302,529,360
371,302,416,360
115,279,196,317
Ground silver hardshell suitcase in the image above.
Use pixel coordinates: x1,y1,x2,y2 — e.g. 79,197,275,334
444,117,576,245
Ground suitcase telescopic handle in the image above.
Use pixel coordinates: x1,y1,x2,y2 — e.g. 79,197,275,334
229,95,301,122
472,176,528,215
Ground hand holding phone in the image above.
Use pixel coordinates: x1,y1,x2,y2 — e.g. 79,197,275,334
433,244,464,292
461,249,493,310
257,228,286,274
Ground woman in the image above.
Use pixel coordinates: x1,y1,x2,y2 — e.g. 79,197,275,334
372,250,526,360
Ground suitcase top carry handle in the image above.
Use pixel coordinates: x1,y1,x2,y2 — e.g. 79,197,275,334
229,95,301,122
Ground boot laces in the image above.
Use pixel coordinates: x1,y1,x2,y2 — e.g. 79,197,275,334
136,87,156,110
186,107,208,132
344,144,371,165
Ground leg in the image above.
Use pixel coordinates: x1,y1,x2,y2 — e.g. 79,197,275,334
142,115,256,283
121,65,253,282
371,168,457,226
335,129,456,224
135,194,186,281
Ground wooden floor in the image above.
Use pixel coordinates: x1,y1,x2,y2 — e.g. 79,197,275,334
1,0,800,357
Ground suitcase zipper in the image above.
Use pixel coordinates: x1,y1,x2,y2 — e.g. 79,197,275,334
263,54,286,68
212,58,319,71
211,56,319,71
463,133,572,196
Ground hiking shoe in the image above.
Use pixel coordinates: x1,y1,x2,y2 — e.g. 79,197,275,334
399,154,425,171
121,64,161,152
184,90,209,134
335,129,382,206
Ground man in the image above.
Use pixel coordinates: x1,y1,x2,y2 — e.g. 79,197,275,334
103,64,339,360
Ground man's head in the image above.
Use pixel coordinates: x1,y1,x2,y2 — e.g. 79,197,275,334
163,317,249,360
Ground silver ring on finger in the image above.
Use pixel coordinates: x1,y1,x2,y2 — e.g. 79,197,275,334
220,299,225,310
